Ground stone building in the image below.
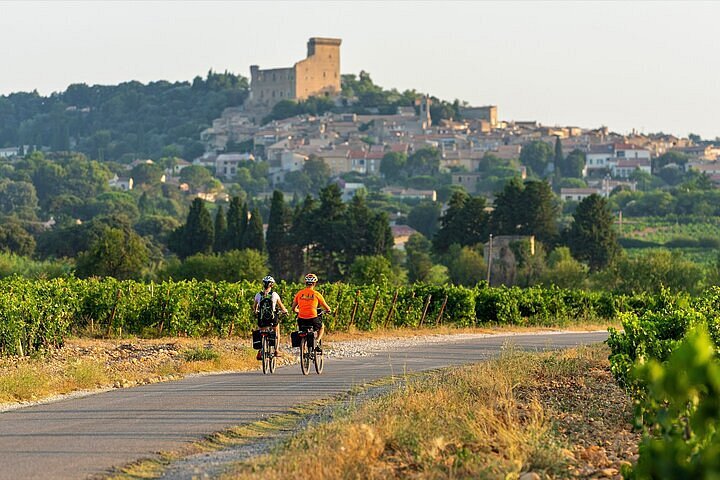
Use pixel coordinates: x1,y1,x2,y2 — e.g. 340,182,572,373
247,37,342,116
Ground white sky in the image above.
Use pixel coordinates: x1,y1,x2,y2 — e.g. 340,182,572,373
0,1,718,139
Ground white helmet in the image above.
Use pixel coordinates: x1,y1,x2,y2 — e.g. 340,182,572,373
262,275,275,284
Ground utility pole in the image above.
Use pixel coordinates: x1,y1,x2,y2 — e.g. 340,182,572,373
486,233,493,286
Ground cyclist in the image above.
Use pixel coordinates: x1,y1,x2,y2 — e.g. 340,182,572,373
291,273,332,351
253,275,288,359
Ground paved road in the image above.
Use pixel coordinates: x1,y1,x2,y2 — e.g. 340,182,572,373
0,331,607,479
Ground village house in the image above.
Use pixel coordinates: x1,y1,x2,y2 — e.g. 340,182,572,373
380,186,437,202
390,225,420,249
215,152,255,179
560,188,600,202
108,174,134,191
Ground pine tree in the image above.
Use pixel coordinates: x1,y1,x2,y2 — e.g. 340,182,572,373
565,194,619,271
266,190,294,275
345,194,394,267
214,206,227,252
433,189,469,254
490,177,524,235
242,208,265,252
433,191,489,254
521,180,559,245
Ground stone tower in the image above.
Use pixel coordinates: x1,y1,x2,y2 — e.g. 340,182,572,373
247,37,342,119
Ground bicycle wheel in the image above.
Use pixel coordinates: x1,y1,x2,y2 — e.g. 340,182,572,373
314,339,324,374
300,336,310,375
261,336,270,374
269,337,277,374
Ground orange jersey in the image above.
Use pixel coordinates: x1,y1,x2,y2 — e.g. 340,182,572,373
294,288,329,319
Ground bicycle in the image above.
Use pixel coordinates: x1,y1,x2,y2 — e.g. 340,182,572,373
295,310,325,375
258,327,277,374
254,311,287,374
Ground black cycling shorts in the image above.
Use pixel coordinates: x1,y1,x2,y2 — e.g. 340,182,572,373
298,316,322,331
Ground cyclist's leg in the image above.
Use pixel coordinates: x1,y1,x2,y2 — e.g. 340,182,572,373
273,322,281,356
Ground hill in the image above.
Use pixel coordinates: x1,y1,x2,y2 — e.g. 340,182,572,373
0,71,248,161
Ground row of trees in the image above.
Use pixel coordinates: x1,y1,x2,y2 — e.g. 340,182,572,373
164,184,394,283
168,197,265,259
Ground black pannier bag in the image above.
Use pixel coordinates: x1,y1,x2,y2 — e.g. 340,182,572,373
291,331,301,348
252,330,262,349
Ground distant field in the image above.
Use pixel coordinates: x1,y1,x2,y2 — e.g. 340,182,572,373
619,217,720,263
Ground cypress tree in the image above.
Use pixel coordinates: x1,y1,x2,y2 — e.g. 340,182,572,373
239,202,249,245
554,135,564,179
183,198,214,257
242,208,265,252
266,190,294,275
214,205,227,252
225,196,243,251
289,195,318,280
316,184,347,280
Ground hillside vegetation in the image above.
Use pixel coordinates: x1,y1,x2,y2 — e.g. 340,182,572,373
0,71,248,161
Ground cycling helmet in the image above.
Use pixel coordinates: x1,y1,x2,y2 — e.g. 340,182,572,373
304,273,318,284
262,275,276,284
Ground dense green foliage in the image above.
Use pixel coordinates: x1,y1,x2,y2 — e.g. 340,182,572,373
627,327,720,478
0,71,248,160
607,292,720,478
566,194,620,271
0,279,654,357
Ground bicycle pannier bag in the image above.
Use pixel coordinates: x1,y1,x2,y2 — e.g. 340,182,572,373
252,330,262,349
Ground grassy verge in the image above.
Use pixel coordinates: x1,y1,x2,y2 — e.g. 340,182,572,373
0,338,259,405
224,345,635,479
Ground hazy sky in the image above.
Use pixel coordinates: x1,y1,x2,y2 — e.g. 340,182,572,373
1,1,718,139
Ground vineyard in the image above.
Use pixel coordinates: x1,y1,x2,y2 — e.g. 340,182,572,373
619,217,720,265
0,276,661,357
607,287,720,477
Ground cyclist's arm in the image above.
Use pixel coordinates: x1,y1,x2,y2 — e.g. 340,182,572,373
277,298,289,315
317,293,331,314
291,293,299,313
253,294,260,314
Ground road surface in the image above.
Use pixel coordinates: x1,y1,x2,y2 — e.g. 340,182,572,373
0,331,607,479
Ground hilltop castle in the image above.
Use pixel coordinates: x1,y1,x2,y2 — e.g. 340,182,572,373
246,37,342,117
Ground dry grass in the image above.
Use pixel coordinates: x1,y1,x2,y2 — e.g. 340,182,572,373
223,345,633,480
0,338,259,405
228,350,608,479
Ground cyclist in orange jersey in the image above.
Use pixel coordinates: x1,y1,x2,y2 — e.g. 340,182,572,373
291,273,332,348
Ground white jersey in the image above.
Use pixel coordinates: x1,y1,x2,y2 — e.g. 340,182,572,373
254,291,281,311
